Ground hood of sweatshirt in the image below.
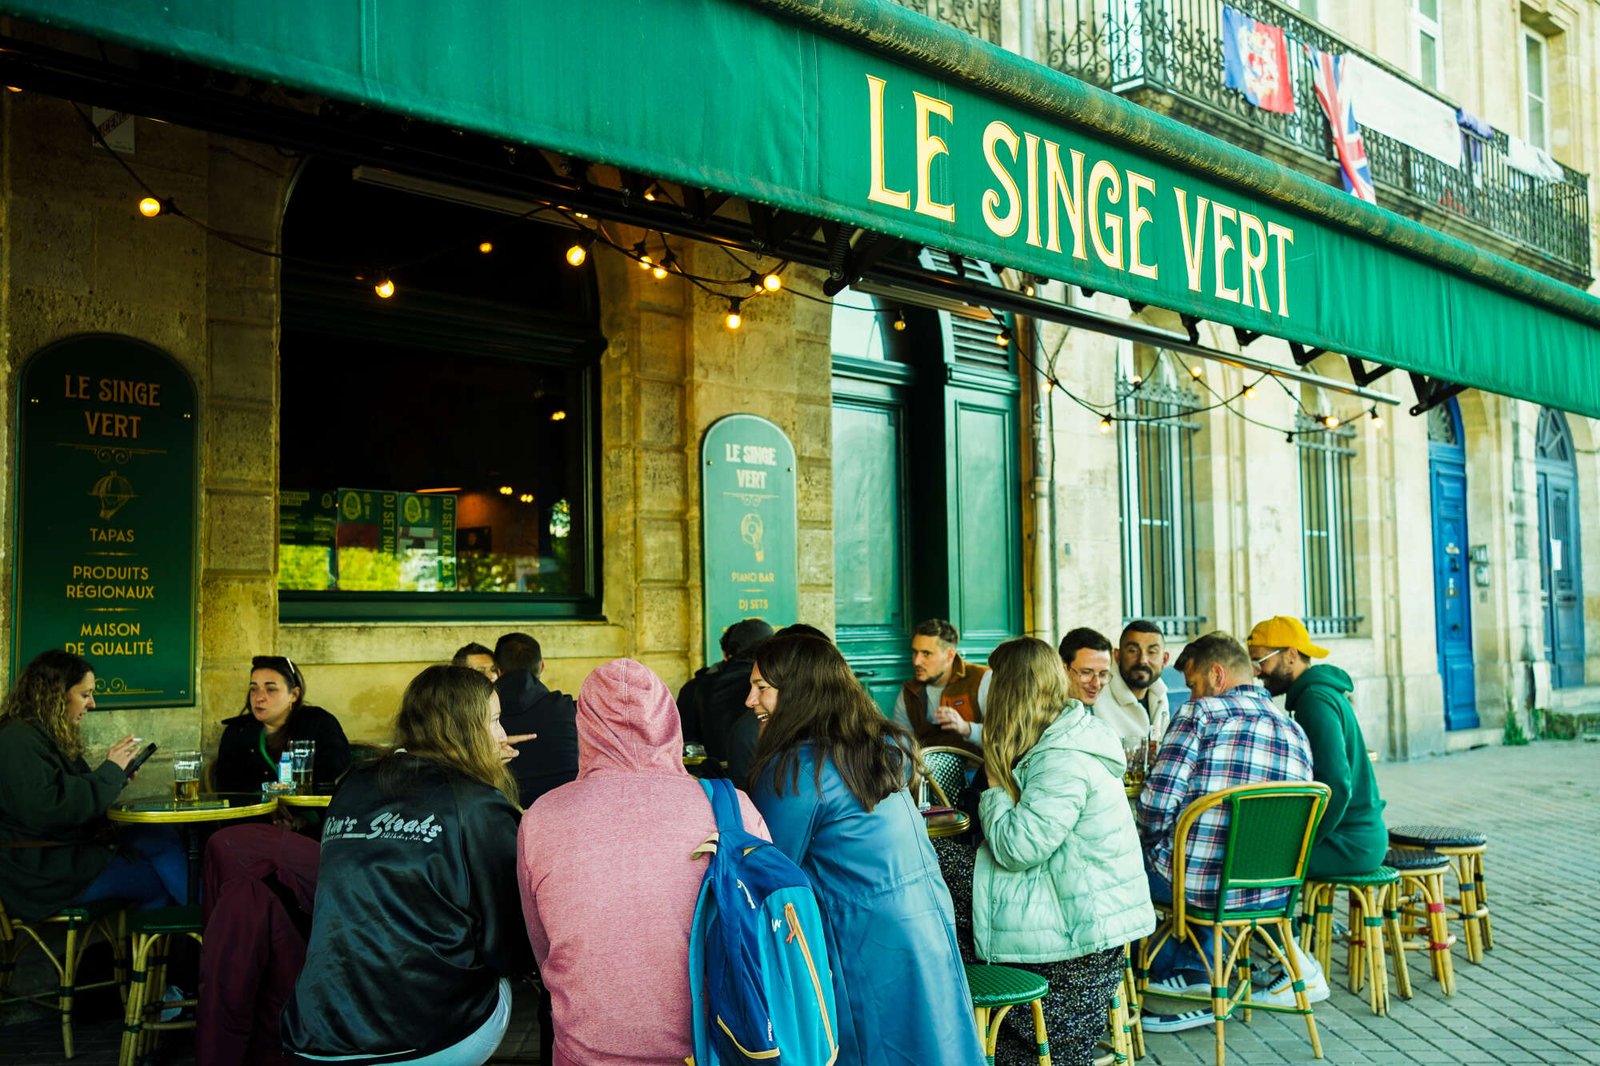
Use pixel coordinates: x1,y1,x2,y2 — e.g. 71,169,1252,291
575,658,687,778
1028,702,1126,779
1288,663,1354,703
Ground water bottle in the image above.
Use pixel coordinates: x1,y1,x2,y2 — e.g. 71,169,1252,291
276,751,295,794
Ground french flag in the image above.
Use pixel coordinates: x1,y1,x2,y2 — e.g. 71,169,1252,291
1304,44,1376,204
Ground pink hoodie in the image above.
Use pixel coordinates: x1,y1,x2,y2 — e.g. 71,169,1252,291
518,658,768,1066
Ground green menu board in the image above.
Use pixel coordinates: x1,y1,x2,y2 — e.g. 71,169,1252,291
700,415,798,667
11,335,198,707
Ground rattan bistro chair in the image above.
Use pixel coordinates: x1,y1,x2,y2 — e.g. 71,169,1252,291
1137,781,1331,1066
0,895,126,1059
919,745,984,807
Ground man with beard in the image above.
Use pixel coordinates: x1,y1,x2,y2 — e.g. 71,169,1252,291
1102,620,1171,744
1247,615,1388,880
892,619,990,756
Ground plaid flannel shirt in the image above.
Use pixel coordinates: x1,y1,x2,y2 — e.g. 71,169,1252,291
1136,684,1313,911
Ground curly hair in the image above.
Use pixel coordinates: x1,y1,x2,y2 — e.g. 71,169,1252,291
1,650,95,761
381,664,517,805
747,633,920,811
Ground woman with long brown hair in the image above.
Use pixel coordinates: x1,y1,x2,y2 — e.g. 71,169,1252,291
0,649,186,919
955,636,1153,1065
283,665,529,1066
746,632,983,1065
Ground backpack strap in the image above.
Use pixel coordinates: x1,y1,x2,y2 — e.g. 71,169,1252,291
699,777,745,835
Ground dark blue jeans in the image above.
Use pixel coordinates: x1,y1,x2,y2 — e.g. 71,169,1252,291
75,825,188,910
1145,866,1215,985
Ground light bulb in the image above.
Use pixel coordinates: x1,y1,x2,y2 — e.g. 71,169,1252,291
996,330,1011,348
652,264,668,280
1370,406,1383,427
762,272,782,292
1098,417,1113,434
498,485,513,496
1023,283,1036,297
477,241,494,254
892,314,906,332
550,410,568,421
1323,414,1340,429
1130,375,1143,386
565,241,588,267
639,254,654,270
374,278,395,299
1190,364,1204,379
138,197,162,218
1244,385,1257,399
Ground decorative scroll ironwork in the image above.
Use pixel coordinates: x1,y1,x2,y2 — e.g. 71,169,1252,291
1116,374,1205,638
886,0,1003,43
1039,0,1591,278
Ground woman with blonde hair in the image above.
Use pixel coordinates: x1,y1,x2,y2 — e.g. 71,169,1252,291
952,636,1154,1066
283,665,529,1066
0,649,185,919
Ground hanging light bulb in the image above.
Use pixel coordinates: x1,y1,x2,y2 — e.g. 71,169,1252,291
634,239,652,269
1130,374,1143,386
1243,384,1258,399
1098,416,1113,434
1023,282,1037,298
1322,413,1341,429
892,313,907,332
1369,405,1383,427
374,277,396,299
138,197,163,218
995,328,1011,348
643,183,659,202
762,272,783,292
725,298,743,331
652,262,669,280
498,485,514,496
1189,364,1204,379
565,232,593,267
477,241,494,254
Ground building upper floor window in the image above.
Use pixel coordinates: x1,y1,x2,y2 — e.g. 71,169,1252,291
278,161,603,620
1412,0,1442,88
1283,0,1319,20
1523,27,1550,151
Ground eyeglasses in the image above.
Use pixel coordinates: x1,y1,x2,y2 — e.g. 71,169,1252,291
1251,648,1285,672
1071,668,1111,685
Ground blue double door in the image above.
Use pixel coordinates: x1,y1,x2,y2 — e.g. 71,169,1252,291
1429,403,1477,730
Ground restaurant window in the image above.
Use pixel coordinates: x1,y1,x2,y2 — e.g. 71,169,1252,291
1116,346,1204,637
1412,0,1442,89
1523,27,1550,151
1296,409,1361,636
278,161,603,620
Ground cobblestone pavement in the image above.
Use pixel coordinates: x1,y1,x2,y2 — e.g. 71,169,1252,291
5,739,1596,1064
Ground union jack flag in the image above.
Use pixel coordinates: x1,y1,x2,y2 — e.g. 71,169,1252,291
1304,44,1376,204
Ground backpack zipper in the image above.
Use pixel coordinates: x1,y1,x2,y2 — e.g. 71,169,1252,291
784,902,838,1055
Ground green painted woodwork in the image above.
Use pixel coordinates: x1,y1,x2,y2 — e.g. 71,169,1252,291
700,415,799,668
10,335,198,708
10,0,1600,414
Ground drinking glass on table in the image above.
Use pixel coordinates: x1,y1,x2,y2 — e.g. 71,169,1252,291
290,740,316,793
173,750,203,803
1121,737,1146,787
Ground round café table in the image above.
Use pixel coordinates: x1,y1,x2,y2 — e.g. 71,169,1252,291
108,792,278,900
277,793,333,808
924,810,971,839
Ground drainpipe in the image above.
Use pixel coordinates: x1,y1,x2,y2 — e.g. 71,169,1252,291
1019,0,1036,62
1029,321,1056,641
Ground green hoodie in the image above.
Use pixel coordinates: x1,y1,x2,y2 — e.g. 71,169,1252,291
973,705,1155,963
1285,664,1389,878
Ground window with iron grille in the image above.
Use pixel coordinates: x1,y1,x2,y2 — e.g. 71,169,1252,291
1116,365,1204,638
1295,410,1361,635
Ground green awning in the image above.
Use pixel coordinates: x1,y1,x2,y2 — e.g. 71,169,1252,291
9,0,1600,415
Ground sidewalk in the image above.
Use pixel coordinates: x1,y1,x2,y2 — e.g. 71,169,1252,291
1143,738,1600,1065
4,739,1596,1064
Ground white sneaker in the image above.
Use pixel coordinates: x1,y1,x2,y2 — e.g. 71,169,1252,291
1142,1007,1215,1033
1254,958,1330,1007
1145,973,1210,997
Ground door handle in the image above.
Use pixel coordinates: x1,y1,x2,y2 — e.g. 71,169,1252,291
853,670,879,679
1446,578,1457,597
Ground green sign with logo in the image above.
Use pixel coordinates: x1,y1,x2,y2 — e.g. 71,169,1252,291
11,334,198,707
700,415,798,667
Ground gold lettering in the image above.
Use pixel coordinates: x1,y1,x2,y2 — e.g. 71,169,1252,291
981,121,1022,238
913,92,956,222
1239,212,1270,312
1127,171,1158,280
865,75,911,210
1044,142,1086,258
1174,188,1210,292
1024,134,1043,248
1268,222,1296,318
1211,201,1240,303
1088,159,1124,270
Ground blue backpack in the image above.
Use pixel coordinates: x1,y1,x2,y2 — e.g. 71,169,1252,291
688,777,839,1066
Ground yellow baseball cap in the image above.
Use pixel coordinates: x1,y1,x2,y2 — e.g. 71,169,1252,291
1247,615,1329,658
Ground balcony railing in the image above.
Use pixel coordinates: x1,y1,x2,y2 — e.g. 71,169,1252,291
1040,0,1592,280
887,0,1002,43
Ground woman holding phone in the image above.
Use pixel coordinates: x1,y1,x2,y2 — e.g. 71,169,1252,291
0,650,186,920
283,665,529,1065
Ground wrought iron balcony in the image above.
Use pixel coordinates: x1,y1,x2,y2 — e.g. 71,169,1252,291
1037,0,1592,283
888,0,1002,43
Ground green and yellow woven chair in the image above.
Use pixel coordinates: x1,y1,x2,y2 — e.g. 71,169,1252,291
119,904,203,1066
965,962,1051,1066
919,745,984,807
0,895,126,1059
1137,781,1331,1066
1299,866,1410,1015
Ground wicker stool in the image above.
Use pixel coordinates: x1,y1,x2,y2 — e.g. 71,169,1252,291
965,963,1050,1066
1093,949,1137,1066
1300,867,1410,1016
1388,824,1490,963
1384,848,1456,996
119,905,202,1066
0,898,126,1060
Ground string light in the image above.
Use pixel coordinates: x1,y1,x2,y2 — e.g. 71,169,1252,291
1098,416,1113,434
1322,413,1340,429
1190,364,1204,379
1023,282,1037,298
550,410,568,421
137,197,164,218
996,328,1012,349
1369,405,1383,427
1130,374,1143,386
652,262,669,280
477,241,494,254
5,86,21,93
892,312,907,332
725,298,743,331
374,277,396,299
518,492,535,504
498,485,513,495
1243,384,1258,399
564,232,592,267
762,272,783,292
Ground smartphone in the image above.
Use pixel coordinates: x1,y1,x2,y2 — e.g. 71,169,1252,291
125,742,158,779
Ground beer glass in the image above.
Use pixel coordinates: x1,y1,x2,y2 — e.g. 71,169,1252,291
290,740,316,793
173,750,202,803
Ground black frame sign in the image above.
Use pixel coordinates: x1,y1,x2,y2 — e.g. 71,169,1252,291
11,335,199,707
